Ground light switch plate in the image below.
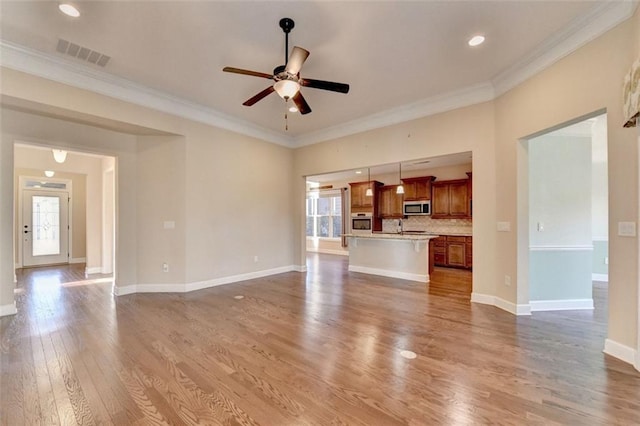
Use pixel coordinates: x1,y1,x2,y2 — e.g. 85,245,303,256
163,221,175,230
497,222,511,232
618,221,636,237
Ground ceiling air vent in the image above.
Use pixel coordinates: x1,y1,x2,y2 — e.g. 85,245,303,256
56,38,110,67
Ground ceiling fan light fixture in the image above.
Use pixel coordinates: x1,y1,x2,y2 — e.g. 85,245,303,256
274,79,300,100
289,105,299,113
58,3,80,17
52,149,68,163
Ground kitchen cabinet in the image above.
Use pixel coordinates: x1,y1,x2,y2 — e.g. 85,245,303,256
401,176,435,201
433,235,472,269
350,181,383,213
377,185,404,218
431,178,471,218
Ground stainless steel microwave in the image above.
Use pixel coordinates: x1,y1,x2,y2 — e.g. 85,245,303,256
351,213,373,234
403,201,431,216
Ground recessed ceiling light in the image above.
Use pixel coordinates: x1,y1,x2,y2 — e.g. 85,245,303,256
355,170,363,174
468,35,485,47
288,106,298,113
44,171,55,178
58,3,80,18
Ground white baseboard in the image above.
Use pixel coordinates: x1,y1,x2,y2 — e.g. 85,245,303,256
348,265,428,283
101,266,113,274
471,292,531,316
307,248,349,256
85,266,103,275
292,264,306,272
114,265,301,296
592,273,609,282
70,257,86,264
113,285,137,296
0,302,17,317
530,298,594,311
14,263,20,269
604,339,638,369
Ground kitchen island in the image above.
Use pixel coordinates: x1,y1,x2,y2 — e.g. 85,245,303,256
346,233,439,283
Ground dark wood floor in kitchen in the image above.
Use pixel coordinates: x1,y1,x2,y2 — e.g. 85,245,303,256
1,254,639,425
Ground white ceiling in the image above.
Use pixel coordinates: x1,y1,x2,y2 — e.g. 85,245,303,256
0,1,634,147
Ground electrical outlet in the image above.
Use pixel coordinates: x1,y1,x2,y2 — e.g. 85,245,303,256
504,275,511,286
604,257,609,265
254,256,259,263
163,262,169,273
537,222,544,232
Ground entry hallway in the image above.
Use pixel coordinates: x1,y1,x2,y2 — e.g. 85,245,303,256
1,254,639,424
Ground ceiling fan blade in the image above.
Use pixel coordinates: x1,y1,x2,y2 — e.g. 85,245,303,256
223,67,273,79
301,78,350,94
292,91,312,115
243,86,276,106
285,46,310,75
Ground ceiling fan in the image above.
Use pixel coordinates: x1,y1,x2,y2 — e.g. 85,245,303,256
223,17,349,115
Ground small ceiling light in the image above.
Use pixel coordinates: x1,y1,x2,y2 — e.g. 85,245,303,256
52,149,68,163
58,3,80,17
274,80,300,100
44,170,55,178
288,105,298,113
355,170,362,175
468,35,485,47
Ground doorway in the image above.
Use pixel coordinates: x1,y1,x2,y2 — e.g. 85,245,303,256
518,112,608,313
20,178,71,267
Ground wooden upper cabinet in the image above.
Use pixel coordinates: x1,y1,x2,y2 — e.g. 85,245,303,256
401,176,435,201
378,185,403,218
431,178,471,219
349,181,383,213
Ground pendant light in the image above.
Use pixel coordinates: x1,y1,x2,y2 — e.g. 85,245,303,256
52,149,67,163
365,167,373,197
396,163,405,194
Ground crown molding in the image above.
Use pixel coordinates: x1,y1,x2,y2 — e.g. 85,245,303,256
492,0,638,97
295,82,495,147
0,40,295,147
0,1,636,149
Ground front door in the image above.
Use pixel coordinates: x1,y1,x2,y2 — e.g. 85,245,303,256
22,190,69,267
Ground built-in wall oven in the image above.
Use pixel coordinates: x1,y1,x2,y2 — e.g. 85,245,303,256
351,213,373,234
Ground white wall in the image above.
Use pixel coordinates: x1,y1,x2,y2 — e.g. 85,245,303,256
529,135,592,247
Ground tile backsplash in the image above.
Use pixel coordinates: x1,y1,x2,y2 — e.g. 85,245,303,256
382,216,472,235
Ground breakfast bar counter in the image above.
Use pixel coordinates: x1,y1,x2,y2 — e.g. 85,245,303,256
346,233,439,283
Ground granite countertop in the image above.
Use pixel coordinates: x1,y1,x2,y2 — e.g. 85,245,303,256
345,233,440,241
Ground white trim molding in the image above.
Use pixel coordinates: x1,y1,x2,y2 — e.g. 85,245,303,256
0,302,17,317
306,248,349,256
604,339,638,369
85,266,103,275
114,265,303,295
471,292,532,316
492,1,637,96
348,265,428,283
529,245,593,251
0,1,634,149
296,82,495,146
0,41,294,148
70,257,86,264
592,273,609,282
530,298,594,312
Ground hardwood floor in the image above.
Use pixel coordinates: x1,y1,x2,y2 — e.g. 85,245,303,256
1,256,639,425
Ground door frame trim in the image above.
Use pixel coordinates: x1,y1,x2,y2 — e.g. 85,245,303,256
17,175,73,268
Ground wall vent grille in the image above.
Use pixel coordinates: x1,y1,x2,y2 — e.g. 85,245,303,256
56,39,110,67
